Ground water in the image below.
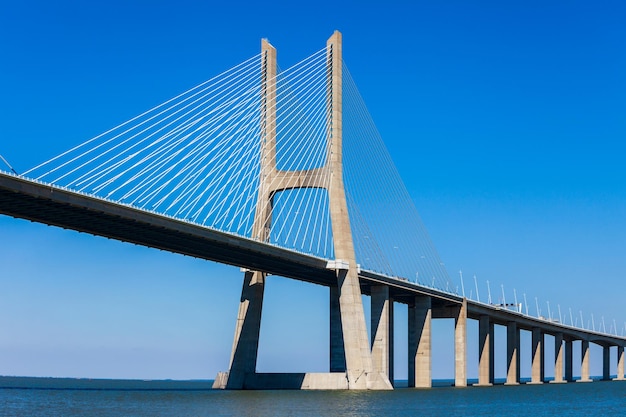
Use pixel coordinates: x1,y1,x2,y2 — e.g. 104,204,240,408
1,376,625,416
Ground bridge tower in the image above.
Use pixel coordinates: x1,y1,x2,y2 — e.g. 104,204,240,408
214,31,392,390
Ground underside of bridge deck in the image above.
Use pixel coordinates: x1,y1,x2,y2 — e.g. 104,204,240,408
0,174,336,286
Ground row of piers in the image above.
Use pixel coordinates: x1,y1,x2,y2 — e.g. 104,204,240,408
214,32,626,390
366,286,626,387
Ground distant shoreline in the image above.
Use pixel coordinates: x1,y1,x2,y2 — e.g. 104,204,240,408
0,375,610,391
0,376,215,391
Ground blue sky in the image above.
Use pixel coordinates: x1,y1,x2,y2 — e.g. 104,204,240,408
1,0,625,380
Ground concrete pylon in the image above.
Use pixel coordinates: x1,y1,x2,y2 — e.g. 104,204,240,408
219,38,277,390
216,31,392,390
325,30,391,390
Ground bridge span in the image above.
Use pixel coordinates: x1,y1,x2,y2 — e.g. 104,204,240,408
2,170,624,389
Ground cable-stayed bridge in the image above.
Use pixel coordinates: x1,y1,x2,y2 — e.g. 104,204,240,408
1,31,624,390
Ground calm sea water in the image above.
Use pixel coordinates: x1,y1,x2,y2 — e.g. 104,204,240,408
1,376,625,416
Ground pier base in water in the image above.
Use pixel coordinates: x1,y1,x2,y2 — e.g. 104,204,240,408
212,371,391,390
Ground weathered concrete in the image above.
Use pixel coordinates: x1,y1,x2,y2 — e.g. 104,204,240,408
408,295,432,388
529,327,544,384
506,321,520,385
454,299,467,387
212,372,229,389
371,286,394,385
579,339,592,382
476,315,494,386
614,345,625,381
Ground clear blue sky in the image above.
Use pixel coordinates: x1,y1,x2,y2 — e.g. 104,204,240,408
1,0,625,381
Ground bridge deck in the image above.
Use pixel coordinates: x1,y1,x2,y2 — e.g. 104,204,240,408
0,172,336,285
1,171,624,347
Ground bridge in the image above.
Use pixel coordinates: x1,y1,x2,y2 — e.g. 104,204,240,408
1,31,624,390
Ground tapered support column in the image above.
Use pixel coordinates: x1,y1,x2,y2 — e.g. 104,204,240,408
489,321,495,383
408,295,431,388
564,339,573,382
506,321,520,385
326,31,390,390
454,299,467,387
216,37,278,391
330,285,346,372
602,346,611,381
579,340,592,382
614,345,625,381
476,315,494,386
529,328,544,384
225,271,266,388
371,286,394,385
551,332,565,383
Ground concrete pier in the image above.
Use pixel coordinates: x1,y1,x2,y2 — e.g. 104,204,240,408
371,286,394,384
551,332,565,383
529,327,544,384
614,345,625,381
602,346,611,381
579,340,592,382
409,295,432,388
565,339,573,382
454,300,467,387
329,285,346,372
506,321,520,385
226,270,266,389
476,315,494,386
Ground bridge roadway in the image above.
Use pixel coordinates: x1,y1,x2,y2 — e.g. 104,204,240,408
360,270,624,347
2,171,625,386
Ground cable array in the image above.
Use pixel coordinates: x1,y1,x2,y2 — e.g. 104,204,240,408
23,45,452,290
342,64,452,290
27,54,264,237
25,48,335,258
261,47,334,257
